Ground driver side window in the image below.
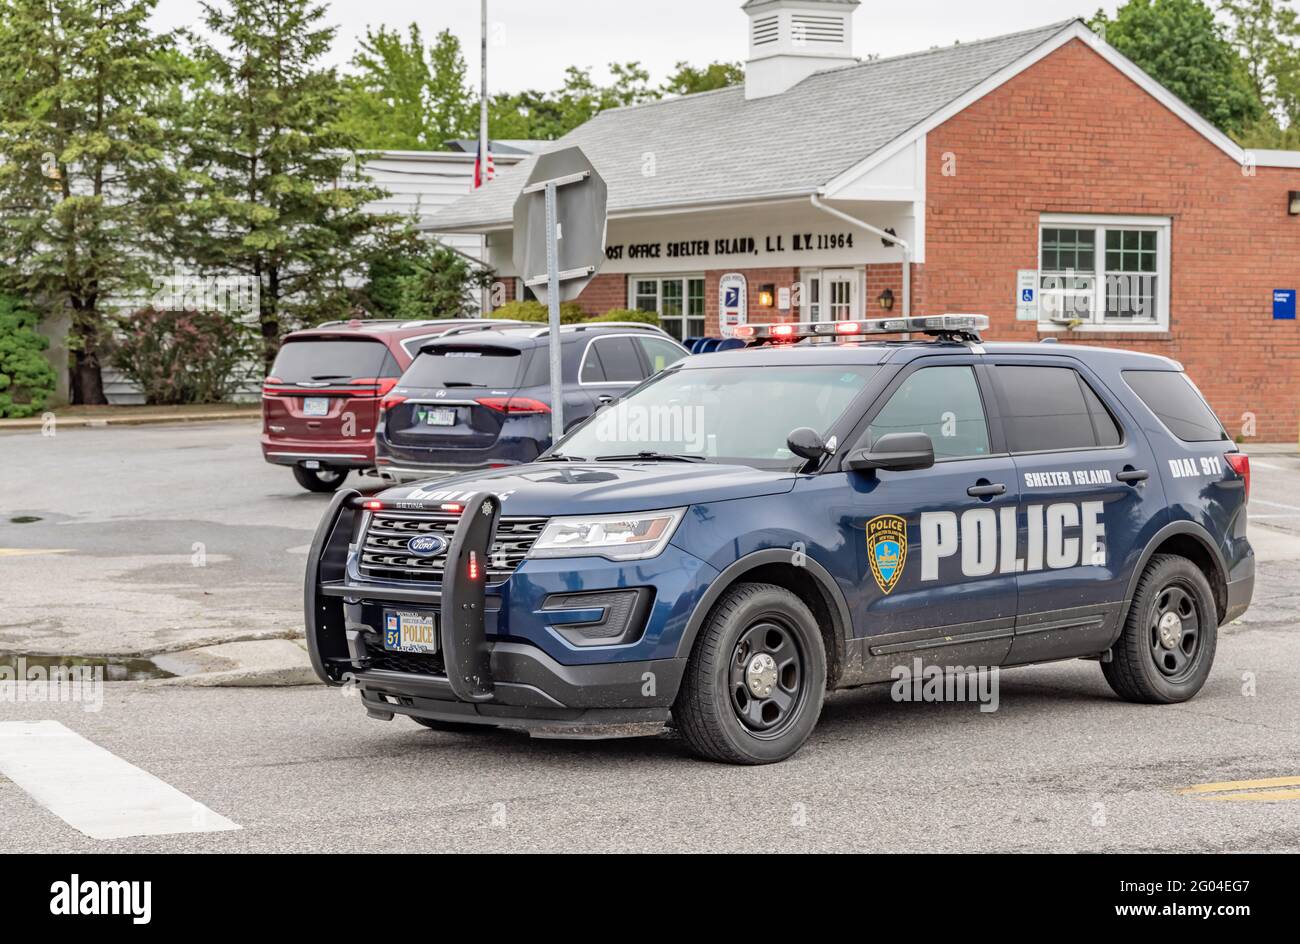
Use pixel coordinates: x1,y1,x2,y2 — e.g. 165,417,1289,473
865,366,990,460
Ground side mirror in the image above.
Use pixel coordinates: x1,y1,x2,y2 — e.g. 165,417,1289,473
787,427,835,461
845,432,935,473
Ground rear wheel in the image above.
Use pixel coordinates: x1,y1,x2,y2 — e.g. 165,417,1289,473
1102,554,1218,703
675,582,826,765
292,465,347,493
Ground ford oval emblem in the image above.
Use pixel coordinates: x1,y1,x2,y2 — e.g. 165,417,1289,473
406,535,447,557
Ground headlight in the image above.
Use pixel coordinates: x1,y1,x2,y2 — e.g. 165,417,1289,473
528,508,686,561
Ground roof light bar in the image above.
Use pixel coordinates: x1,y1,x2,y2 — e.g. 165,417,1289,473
724,314,989,343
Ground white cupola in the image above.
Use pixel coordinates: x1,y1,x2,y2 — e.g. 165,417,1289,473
743,0,860,100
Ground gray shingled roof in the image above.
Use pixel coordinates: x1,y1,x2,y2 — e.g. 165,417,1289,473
432,19,1077,231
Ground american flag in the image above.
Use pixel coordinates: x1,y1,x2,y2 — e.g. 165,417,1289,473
473,139,495,190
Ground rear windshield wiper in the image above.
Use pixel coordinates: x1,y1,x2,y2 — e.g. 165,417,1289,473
592,451,707,463
309,374,350,381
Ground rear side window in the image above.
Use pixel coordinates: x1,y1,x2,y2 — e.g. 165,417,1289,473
1123,370,1228,442
865,366,990,460
582,337,646,384
636,337,688,374
994,365,1122,453
401,346,523,388
269,340,388,383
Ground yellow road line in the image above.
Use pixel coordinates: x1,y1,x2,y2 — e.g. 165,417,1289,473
0,548,74,557
1177,775,1300,795
1200,789,1300,803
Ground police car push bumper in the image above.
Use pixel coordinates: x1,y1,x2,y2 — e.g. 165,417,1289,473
303,489,687,733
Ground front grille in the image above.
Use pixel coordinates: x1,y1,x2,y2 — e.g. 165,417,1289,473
363,644,445,676
358,510,548,584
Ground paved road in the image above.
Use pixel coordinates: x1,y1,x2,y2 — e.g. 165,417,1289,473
1,423,1298,852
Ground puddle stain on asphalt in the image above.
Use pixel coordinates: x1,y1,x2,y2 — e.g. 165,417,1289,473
0,652,184,681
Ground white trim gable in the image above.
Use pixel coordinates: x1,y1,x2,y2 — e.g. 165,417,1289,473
822,19,1285,200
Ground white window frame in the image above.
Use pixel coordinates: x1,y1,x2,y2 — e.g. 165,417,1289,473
799,268,865,322
627,274,706,339
1037,214,1171,333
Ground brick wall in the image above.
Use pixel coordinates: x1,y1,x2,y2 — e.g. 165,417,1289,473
573,273,629,317
924,37,1300,442
702,267,800,336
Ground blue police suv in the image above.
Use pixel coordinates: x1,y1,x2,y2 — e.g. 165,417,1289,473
374,322,689,482
306,314,1253,764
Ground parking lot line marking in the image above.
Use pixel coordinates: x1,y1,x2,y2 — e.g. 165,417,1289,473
1199,789,1300,802
0,720,241,840
1177,775,1300,802
1251,499,1300,512
1249,461,1284,470
0,548,74,557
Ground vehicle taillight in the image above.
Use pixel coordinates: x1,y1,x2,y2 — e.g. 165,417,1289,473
1225,453,1250,501
476,397,551,415
380,395,408,413
352,377,399,397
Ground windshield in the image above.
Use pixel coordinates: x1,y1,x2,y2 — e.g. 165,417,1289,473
270,340,390,383
557,364,880,468
402,346,525,388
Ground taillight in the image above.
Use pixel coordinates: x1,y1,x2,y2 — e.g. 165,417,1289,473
476,396,551,415
1225,453,1250,501
352,377,399,397
380,395,408,413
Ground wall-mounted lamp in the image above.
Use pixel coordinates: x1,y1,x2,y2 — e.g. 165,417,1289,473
877,288,895,311
757,284,776,308
1290,190,1300,216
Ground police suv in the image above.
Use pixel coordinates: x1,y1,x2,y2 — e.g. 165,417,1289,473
306,315,1253,765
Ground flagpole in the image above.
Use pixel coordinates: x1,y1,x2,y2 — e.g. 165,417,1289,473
479,0,491,315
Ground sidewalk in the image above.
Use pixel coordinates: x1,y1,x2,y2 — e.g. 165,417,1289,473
0,403,260,430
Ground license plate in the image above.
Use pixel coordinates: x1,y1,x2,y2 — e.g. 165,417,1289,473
303,397,330,417
426,408,456,427
383,610,438,654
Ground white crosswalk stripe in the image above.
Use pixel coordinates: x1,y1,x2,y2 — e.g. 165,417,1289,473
0,720,241,840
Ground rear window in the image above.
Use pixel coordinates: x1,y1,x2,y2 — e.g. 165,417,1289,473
1123,370,1228,442
270,340,393,383
993,365,1123,453
402,346,524,388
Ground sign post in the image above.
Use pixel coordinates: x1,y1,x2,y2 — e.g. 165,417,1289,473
513,147,608,443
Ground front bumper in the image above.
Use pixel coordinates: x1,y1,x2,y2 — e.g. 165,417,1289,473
305,490,695,736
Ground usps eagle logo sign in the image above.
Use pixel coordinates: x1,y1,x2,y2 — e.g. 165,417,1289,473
866,515,908,594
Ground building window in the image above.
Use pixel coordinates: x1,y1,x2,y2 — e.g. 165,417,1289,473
1038,215,1170,331
629,276,705,340
800,269,862,322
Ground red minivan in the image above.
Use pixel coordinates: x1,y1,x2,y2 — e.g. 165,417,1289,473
262,319,508,491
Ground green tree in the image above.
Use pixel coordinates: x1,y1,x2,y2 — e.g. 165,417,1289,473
0,0,183,404
360,229,492,320
183,0,394,370
0,291,58,418
489,62,662,140
661,60,744,96
1220,0,1300,133
1091,0,1262,135
338,24,476,150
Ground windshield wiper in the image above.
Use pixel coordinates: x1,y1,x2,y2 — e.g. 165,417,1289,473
592,451,707,463
535,451,588,462
309,374,350,381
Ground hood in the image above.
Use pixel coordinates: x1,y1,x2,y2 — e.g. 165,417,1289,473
378,461,797,516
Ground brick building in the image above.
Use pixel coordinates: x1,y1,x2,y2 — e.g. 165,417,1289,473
431,1,1300,441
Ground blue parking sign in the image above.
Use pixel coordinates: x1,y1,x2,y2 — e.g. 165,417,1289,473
1275,289,1297,320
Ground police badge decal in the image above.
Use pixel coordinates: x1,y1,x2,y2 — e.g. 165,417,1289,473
867,514,908,594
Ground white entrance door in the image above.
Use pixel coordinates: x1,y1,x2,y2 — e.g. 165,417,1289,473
824,269,858,321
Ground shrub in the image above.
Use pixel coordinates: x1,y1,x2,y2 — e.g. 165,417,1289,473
490,298,589,324
0,293,58,418
594,308,659,325
111,307,256,405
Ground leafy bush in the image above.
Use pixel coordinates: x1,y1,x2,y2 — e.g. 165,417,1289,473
111,307,256,404
363,240,493,320
594,308,659,325
490,299,589,324
0,293,58,418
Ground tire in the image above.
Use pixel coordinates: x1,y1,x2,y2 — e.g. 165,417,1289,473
292,465,347,493
1102,554,1218,704
674,582,827,765
412,717,495,734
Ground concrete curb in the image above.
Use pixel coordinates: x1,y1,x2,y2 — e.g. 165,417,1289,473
0,411,259,431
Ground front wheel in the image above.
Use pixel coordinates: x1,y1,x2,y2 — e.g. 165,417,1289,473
674,583,826,765
1102,554,1218,703
292,465,347,493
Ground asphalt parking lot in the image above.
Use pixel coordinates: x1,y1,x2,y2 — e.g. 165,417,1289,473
1,420,1299,852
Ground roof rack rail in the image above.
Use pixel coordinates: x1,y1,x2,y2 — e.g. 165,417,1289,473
526,322,669,338
432,319,532,340
314,318,407,329
726,314,989,345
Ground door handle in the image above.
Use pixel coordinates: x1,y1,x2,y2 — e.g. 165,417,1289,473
967,483,1007,497
597,395,615,404
1116,469,1149,484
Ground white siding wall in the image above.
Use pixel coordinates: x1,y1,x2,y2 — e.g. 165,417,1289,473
103,150,515,404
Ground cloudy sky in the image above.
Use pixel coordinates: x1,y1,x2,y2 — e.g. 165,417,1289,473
153,0,1131,93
